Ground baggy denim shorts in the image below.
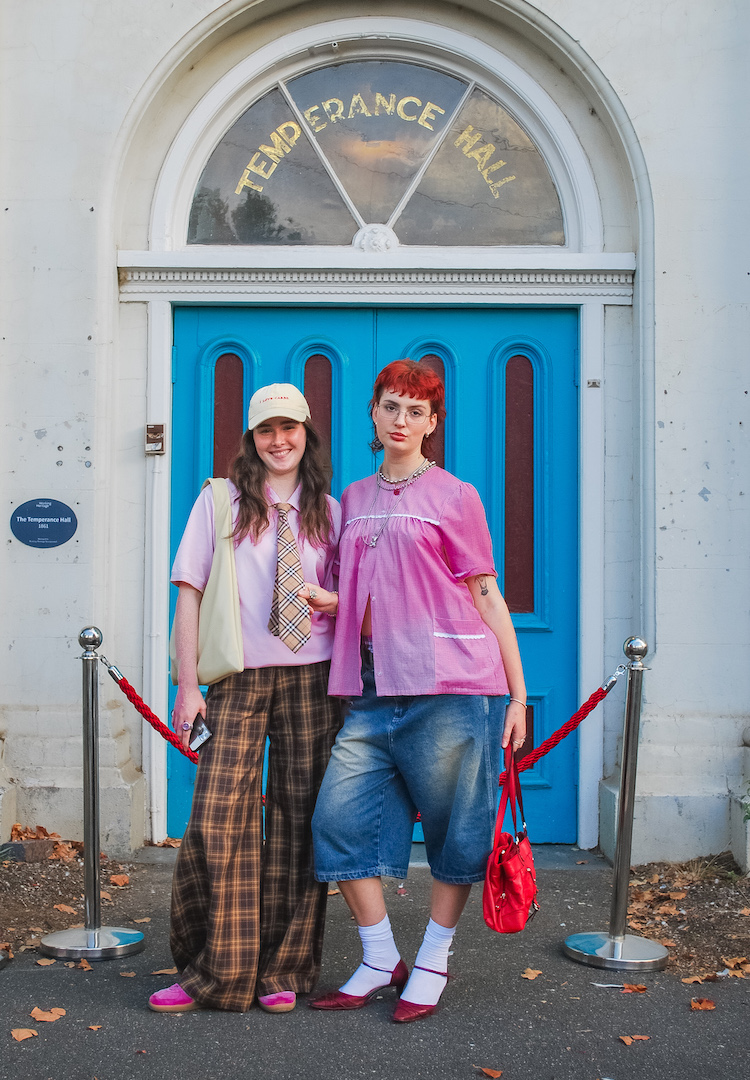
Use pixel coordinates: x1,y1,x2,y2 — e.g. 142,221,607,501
312,664,504,885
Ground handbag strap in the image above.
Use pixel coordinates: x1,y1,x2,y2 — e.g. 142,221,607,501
492,745,527,847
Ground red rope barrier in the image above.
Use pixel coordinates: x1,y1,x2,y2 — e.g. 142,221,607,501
499,683,612,786
103,656,623,780
106,666,199,764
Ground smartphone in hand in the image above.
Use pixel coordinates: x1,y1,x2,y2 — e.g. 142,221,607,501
189,716,212,752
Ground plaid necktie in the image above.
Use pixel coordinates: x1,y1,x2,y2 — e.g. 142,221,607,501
268,503,311,653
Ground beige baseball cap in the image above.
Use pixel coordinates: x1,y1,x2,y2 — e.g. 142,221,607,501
247,383,311,430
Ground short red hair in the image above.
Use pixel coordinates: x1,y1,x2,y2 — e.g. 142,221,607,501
370,359,446,422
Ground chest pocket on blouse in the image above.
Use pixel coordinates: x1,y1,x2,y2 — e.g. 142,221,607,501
433,618,496,688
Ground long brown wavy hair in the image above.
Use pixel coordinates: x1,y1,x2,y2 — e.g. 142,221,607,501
229,421,334,546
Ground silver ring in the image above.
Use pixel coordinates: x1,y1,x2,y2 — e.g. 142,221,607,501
181,722,192,732
309,588,317,599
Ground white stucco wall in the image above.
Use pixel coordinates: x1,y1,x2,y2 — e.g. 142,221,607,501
1,0,747,861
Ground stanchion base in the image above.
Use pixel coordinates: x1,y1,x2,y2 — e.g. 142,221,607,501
563,931,669,971
40,927,145,961
0,950,10,970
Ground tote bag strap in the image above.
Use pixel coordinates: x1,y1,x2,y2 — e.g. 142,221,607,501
201,477,232,540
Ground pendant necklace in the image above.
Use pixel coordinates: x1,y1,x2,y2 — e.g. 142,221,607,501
364,458,435,547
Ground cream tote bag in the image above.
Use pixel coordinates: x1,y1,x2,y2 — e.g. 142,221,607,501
170,478,244,686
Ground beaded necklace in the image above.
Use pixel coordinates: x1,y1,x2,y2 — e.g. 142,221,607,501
363,458,435,548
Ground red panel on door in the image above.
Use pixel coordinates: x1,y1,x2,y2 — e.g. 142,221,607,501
213,353,244,477
504,354,534,613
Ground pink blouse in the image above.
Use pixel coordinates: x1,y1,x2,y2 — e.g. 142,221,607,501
328,467,509,697
172,480,341,669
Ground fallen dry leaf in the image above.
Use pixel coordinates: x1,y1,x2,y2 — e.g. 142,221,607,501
521,968,543,980
64,962,76,969
576,860,588,865
88,1025,103,1031
327,888,340,896
658,939,677,947
50,841,80,862
157,837,181,847
654,903,679,916
473,1069,503,1078
77,958,92,971
622,984,647,994
690,998,716,1010
619,1036,633,1046
11,1028,38,1042
632,1035,650,1041
100,891,112,902
721,956,747,968
110,874,129,888
30,1007,65,1023
151,967,178,976
739,908,750,916
133,918,151,924
53,904,78,915
119,971,136,978
668,891,687,900
682,975,704,984
36,958,56,967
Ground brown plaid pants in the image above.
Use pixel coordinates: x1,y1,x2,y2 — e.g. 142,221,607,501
170,662,342,1011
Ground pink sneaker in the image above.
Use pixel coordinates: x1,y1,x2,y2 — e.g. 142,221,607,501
148,982,202,1012
257,991,296,1013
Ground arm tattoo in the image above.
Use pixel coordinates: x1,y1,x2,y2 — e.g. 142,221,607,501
478,576,489,596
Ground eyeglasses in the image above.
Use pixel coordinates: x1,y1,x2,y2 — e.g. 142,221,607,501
377,401,432,426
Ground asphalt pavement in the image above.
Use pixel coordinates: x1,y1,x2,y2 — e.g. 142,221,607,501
1,846,747,1080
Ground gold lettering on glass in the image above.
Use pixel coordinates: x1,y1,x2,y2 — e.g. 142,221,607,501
234,122,302,194
348,93,372,118
323,98,345,122
303,105,327,133
374,92,397,115
396,96,422,121
417,102,445,130
455,125,517,199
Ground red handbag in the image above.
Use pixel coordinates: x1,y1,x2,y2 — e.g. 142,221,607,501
483,744,539,933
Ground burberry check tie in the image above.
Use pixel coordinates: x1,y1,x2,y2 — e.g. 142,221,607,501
268,503,311,652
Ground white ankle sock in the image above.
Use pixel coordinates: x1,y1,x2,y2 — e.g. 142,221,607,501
339,914,401,997
400,918,456,1006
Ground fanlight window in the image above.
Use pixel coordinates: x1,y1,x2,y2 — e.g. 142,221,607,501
189,60,564,247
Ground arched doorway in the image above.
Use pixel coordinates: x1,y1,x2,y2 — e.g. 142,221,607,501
118,15,638,847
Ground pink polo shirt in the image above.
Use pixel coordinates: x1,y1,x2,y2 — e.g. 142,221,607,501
328,467,509,697
171,480,341,669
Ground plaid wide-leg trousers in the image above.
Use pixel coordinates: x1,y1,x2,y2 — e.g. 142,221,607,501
170,662,342,1011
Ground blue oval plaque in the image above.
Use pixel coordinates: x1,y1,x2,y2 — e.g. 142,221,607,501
10,499,78,548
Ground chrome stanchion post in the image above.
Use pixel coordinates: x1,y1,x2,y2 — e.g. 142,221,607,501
562,637,668,971
82,627,102,933
40,628,145,961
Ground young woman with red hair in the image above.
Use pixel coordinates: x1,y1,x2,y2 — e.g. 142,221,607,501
299,360,527,1022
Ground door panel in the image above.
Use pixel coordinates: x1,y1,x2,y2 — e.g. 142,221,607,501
169,305,578,842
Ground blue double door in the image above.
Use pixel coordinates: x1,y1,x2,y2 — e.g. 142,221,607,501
169,305,579,842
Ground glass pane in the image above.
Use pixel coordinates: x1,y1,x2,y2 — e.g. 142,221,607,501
417,355,445,469
213,353,244,477
304,354,333,464
504,355,534,612
397,88,564,245
288,62,467,224
188,88,357,245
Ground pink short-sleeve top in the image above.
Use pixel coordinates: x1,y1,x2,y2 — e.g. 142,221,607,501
328,466,509,697
171,480,341,669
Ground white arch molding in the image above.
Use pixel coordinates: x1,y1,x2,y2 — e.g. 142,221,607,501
122,15,641,849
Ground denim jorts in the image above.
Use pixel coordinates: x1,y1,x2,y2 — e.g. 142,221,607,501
312,667,504,885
